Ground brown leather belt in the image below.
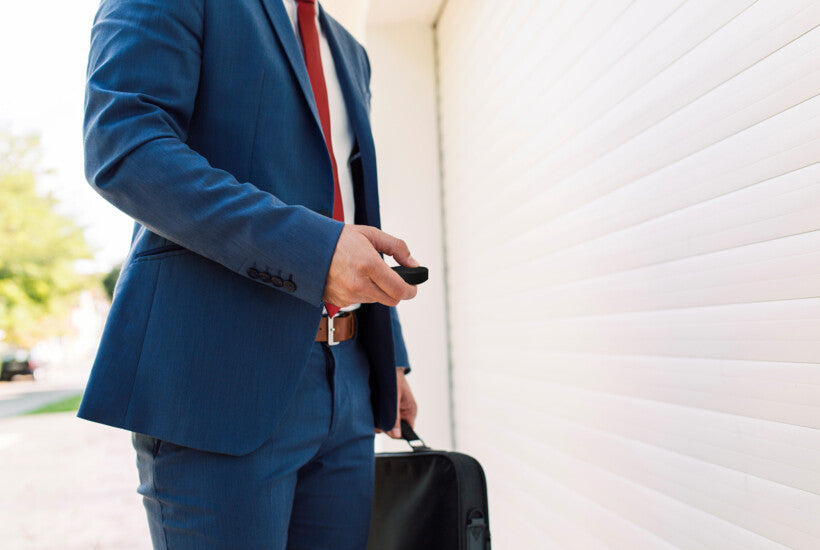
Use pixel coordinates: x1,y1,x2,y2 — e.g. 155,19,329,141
315,311,355,346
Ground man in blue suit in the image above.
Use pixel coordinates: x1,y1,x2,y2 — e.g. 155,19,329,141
78,0,421,547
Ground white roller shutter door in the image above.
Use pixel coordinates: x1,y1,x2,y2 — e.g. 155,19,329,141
435,0,820,548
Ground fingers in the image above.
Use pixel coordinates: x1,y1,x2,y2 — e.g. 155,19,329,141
326,225,420,308
368,261,417,304
327,271,414,309
390,408,401,438
400,390,417,430
387,371,417,439
401,400,418,428
362,280,401,307
384,369,403,438
361,227,419,268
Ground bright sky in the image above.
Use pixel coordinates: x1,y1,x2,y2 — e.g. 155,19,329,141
0,1,133,271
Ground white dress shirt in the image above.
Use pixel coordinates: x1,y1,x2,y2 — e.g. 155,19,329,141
282,0,360,314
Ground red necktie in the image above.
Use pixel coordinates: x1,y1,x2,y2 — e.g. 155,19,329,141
297,0,344,318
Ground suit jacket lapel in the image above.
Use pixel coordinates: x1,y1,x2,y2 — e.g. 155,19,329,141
317,8,370,148
259,0,322,130
319,7,380,227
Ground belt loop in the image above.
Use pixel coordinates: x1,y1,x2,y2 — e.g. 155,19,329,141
327,314,338,346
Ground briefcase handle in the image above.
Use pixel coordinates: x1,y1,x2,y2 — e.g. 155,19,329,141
400,420,432,452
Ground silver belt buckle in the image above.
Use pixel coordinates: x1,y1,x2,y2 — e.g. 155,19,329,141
327,314,339,346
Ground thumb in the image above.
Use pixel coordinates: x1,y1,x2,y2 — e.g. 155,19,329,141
363,227,419,268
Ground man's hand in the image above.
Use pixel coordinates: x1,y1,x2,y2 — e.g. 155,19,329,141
376,368,418,438
324,225,419,308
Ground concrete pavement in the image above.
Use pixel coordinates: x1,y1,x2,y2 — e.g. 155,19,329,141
0,411,151,549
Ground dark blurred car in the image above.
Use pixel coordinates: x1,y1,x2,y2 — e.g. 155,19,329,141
1,349,37,381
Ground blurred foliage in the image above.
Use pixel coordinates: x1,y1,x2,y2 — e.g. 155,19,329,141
0,131,94,347
102,264,121,301
25,393,83,415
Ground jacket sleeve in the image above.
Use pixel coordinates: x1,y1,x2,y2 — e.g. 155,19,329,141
390,307,411,374
84,0,343,307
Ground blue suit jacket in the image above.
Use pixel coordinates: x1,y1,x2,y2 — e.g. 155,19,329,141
77,0,410,456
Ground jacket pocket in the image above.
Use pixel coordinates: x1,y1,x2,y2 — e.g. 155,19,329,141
131,431,163,458
151,436,163,458
133,244,186,262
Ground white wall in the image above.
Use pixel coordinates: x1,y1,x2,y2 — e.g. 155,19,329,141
436,0,820,548
367,22,452,452
320,0,368,42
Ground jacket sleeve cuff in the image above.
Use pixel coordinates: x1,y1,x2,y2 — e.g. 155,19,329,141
238,207,344,308
390,306,411,374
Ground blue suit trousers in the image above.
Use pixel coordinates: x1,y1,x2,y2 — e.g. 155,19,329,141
131,324,376,549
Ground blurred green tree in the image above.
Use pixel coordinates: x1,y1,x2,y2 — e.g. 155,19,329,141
102,264,121,301
0,131,93,347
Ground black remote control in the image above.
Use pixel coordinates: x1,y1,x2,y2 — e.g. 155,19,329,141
392,266,428,285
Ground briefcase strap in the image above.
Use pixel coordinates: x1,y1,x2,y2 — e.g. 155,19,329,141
400,420,431,451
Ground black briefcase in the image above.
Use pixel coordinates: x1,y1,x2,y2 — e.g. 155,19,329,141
367,421,491,550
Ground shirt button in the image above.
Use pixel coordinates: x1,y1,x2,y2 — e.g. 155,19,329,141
247,268,260,279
